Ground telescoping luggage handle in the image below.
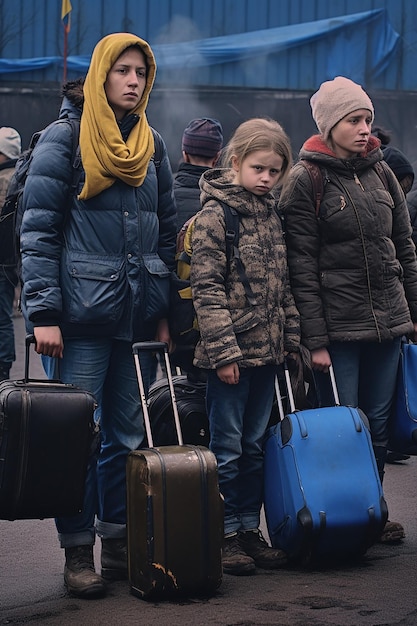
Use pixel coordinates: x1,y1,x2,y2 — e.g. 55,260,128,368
24,334,64,384
275,360,340,420
132,341,183,447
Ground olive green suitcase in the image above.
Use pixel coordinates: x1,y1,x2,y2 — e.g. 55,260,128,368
127,341,223,599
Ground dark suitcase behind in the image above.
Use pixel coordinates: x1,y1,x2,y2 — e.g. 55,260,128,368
127,341,223,600
148,374,209,447
0,337,97,520
389,341,417,455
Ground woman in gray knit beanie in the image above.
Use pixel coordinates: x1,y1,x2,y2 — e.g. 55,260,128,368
279,75,417,545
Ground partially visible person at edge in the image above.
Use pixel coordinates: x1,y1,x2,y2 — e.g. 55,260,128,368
0,127,21,381
372,125,415,464
170,117,223,378
279,76,417,545
190,117,300,576
174,117,223,230
372,125,415,197
19,33,177,598
372,125,417,254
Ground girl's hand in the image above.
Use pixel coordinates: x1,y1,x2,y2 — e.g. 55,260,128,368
33,326,64,358
310,347,331,373
217,362,240,384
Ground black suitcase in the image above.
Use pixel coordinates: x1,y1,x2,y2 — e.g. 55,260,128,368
147,374,209,447
127,341,223,599
0,336,97,520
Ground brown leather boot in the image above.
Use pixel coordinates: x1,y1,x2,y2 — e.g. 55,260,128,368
238,530,287,569
101,538,128,581
64,545,106,598
222,533,255,576
379,520,405,544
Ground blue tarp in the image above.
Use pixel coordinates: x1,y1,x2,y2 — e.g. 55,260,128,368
0,9,399,84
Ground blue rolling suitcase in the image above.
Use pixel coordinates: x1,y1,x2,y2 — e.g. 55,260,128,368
263,364,388,563
388,340,417,455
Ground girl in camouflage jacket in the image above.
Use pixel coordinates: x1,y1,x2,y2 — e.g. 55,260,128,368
190,118,300,576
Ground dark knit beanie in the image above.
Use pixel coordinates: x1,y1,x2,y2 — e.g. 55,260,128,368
382,145,415,193
182,118,223,158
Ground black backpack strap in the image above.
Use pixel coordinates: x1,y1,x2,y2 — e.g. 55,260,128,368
221,201,257,306
151,128,164,173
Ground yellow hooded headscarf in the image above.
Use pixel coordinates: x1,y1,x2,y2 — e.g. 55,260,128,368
79,32,156,200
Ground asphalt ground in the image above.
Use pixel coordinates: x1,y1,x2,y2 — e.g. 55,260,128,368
1,314,417,625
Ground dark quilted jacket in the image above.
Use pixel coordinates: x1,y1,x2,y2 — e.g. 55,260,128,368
190,168,300,370
173,162,209,230
279,134,417,351
20,80,177,340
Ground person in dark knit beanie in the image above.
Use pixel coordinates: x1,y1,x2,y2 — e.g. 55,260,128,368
174,117,223,231
280,75,417,547
372,125,414,195
171,117,224,376
181,117,223,159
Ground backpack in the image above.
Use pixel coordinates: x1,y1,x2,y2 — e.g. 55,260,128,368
0,117,81,268
299,159,390,217
0,122,164,269
169,202,256,352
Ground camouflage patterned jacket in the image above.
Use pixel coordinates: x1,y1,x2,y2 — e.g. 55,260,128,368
190,168,300,370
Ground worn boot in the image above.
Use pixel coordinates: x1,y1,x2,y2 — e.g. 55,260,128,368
380,520,405,543
101,538,128,581
222,533,255,576
238,530,287,569
64,545,106,598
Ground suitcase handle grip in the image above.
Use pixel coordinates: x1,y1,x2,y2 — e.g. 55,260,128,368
25,334,62,383
276,360,340,421
132,341,184,447
132,341,168,354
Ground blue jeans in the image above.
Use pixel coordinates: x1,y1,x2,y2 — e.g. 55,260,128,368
314,339,402,449
0,267,18,367
206,365,276,536
42,338,151,548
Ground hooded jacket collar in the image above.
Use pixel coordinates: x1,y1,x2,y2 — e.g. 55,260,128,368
299,133,384,177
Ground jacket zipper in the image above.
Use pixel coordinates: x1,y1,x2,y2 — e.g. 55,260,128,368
353,171,365,191
334,172,381,342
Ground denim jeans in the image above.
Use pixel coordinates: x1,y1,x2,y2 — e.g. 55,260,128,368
0,267,18,367
206,365,276,536
42,338,151,548
314,339,402,449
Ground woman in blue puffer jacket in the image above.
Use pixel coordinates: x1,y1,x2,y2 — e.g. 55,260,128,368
20,33,177,598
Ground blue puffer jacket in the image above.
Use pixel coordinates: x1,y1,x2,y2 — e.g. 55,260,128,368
20,79,177,341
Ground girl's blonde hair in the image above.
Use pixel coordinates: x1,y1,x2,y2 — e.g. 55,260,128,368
221,117,293,185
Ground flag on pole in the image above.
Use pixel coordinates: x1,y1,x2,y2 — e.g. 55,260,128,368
62,0,72,33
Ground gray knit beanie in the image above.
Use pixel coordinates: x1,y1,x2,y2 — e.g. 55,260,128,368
310,76,374,142
0,127,21,159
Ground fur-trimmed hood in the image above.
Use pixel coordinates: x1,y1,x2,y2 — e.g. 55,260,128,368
59,78,85,119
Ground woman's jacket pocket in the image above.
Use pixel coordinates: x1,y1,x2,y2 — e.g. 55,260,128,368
65,253,126,324
142,253,171,322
